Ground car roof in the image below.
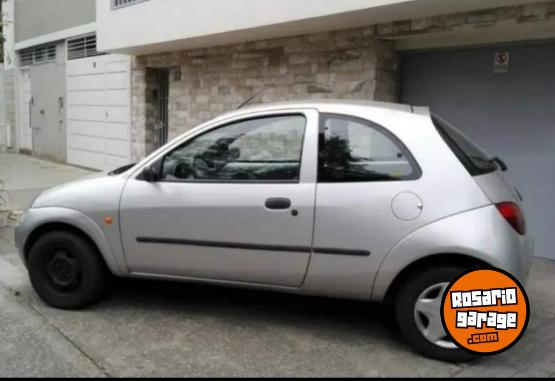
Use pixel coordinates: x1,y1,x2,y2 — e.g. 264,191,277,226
210,99,429,124
244,99,412,112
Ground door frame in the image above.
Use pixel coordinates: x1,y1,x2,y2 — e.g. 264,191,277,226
156,69,170,148
128,107,320,185
29,62,67,163
121,108,320,286
18,67,33,154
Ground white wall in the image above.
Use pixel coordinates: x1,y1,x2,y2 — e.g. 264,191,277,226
14,0,95,43
2,0,16,70
0,1,15,151
0,67,5,150
96,0,540,54
66,55,132,171
97,0,406,53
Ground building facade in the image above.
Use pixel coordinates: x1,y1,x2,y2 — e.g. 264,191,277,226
1,0,554,259
97,0,555,260
0,0,133,170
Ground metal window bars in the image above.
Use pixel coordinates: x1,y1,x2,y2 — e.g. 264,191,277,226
19,45,57,66
112,0,149,9
67,34,105,61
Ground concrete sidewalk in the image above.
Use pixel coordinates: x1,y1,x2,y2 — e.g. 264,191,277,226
0,153,554,377
0,153,93,254
0,153,93,210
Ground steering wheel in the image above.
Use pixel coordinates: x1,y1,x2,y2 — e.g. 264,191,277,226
173,162,194,180
192,153,229,179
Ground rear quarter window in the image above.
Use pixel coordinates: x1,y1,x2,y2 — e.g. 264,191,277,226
318,114,422,183
432,115,497,177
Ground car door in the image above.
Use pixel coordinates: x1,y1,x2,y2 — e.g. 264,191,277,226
119,110,318,287
307,113,424,297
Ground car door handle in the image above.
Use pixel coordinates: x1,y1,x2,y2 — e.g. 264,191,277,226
265,198,291,210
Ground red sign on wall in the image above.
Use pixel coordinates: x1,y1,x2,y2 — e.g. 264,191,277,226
493,52,510,74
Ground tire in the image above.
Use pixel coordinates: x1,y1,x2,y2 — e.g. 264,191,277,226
394,266,478,363
28,231,110,310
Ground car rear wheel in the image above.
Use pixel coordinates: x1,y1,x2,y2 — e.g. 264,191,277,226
28,231,110,310
394,266,477,363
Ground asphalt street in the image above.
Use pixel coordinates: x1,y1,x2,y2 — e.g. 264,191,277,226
0,153,553,377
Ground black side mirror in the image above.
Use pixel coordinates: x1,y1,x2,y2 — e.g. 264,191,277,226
492,157,508,172
141,164,160,182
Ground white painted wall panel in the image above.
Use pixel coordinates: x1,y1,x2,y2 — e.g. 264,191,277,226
96,0,540,54
68,74,106,91
68,147,105,170
68,120,105,138
105,89,128,106
18,69,33,151
104,72,130,89
106,139,130,158
67,59,104,76
66,54,131,171
105,108,128,124
105,122,129,140
69,90,105,106
68,134,105,153
105,60,129,73
68,105,105,122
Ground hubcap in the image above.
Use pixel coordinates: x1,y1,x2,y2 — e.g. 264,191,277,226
46,251,81,291
414,283,457,350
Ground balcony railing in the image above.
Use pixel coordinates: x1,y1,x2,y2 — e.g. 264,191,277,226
112,0,149,10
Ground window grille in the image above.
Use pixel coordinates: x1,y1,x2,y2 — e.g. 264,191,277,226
19,45,57,66
112,0,149,9
67,34,105,60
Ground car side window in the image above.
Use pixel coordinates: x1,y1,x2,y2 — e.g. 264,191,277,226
160,115,306,182
318,114,421,183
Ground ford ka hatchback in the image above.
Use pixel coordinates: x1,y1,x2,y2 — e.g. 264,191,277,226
15,101,533,362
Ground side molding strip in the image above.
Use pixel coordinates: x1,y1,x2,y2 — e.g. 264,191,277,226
313,248,371,257
136,237,311,253
136,237,371,257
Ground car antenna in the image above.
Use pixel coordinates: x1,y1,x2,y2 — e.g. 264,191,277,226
236,72,292,110
236,87,270,110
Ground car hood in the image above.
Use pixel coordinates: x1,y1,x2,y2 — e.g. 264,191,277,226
32,172,127,214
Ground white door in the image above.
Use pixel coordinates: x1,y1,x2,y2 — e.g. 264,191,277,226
19,69,32,151
30,62,67,162
66,54,131,171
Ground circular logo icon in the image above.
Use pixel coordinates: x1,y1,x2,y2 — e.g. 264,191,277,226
441,268,529,355
496,52,508,64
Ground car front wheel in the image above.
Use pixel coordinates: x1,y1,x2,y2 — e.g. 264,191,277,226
394,266,477,363
28,231,110,310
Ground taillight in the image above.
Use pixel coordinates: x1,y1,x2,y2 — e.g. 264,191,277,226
496,202,526,235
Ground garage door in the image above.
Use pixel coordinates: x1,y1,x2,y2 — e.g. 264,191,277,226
401,42,555,261
67,54,131,171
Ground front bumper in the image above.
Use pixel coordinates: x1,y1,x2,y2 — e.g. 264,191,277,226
14,213,30,266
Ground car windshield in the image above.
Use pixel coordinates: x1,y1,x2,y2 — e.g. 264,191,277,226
432,115,497,176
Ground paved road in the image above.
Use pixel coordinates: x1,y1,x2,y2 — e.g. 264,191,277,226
0,153,554,377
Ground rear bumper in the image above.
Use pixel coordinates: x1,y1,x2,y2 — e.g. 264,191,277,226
479,207,534,286
477,207,534,286
516,235,534,286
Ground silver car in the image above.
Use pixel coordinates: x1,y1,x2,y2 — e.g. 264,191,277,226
15,100,533,362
